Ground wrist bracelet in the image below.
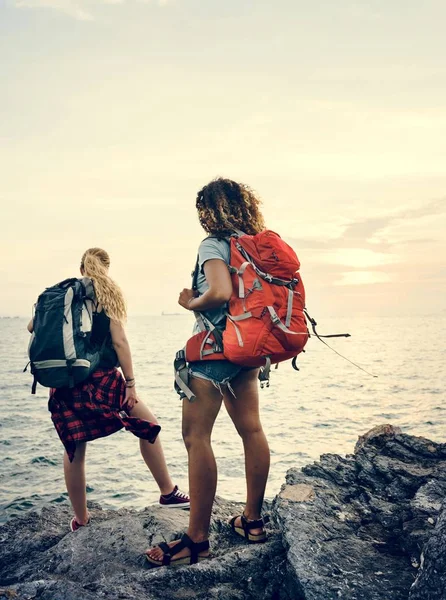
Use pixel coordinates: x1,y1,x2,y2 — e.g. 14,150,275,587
125,381,136,388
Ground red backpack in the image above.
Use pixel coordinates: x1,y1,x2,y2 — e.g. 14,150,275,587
175,231,309,400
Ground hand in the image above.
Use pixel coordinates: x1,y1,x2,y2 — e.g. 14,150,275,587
178,288,197,310
123,385,139,411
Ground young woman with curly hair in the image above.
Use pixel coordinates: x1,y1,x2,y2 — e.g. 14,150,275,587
146,178,270,567
28,248,189,531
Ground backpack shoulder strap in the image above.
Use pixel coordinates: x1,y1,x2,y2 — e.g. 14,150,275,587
192,255,200,291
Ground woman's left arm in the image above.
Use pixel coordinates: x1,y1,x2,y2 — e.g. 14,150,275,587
27,319,34,333
178,259,232,311
109,320,138,409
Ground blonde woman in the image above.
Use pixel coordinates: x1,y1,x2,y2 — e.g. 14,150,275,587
28,248,189,531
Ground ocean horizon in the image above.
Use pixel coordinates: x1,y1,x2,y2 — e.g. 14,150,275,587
1,314,445,524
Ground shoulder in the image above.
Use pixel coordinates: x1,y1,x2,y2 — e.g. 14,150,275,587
93,306,110,325
198,237,230,266
198,236,230,255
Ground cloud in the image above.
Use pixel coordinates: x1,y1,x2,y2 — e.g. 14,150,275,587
335,271,391,286
12,0,171,20
284,196,446,287
13,0,94,20
289,196,445,252
322,248,399,269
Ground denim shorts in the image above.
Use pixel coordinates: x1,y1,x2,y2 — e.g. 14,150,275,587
188,360,244,386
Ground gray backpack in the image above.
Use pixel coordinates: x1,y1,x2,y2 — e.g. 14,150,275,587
27,277,105,394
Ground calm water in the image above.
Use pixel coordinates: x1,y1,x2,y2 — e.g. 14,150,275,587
0,315,445,524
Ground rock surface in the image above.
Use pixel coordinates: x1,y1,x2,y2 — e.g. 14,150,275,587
0,497,286,600
1,425,446,600
409,499,446,600
274,424,446,600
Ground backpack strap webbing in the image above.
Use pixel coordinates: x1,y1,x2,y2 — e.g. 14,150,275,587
304,309,377,377
191,255,200,291
31,374,38,395
174,349,196,402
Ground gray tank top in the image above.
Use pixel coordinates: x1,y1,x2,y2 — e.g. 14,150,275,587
193,237,231,331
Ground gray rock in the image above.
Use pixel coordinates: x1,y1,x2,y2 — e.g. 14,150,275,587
2,425,446,600
273,424,446,600
0,497,288,600
409,500,446,600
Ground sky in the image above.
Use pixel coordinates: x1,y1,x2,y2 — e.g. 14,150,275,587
1,0,445,318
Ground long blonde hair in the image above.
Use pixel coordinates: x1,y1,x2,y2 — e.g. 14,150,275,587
80,248,127,324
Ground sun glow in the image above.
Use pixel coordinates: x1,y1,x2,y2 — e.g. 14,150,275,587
324,248,399,269
335,271,391,286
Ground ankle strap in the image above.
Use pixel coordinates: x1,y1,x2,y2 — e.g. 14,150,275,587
241,513,270,530
181,532,210,552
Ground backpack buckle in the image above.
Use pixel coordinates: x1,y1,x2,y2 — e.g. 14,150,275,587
270,313,280,325
176,349,186,362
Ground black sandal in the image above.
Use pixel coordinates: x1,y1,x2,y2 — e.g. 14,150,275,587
146,533,210,567
228,513,270,543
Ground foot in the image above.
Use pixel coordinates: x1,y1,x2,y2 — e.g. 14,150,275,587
231,515,264,536
146,533,210,567
159,485,190,509
228,513,269,543
70,515,90,532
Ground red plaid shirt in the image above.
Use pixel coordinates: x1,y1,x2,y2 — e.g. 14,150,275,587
49,368,161,462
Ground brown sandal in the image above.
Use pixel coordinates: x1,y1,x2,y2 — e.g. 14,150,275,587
146,533,210,568
228,513,270,543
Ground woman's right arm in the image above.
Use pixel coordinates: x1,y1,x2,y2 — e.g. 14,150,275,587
109,320,138,409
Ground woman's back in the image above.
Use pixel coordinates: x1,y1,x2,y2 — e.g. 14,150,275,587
90,307,118,369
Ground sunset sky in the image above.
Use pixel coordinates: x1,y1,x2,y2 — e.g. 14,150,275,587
1,0,445,317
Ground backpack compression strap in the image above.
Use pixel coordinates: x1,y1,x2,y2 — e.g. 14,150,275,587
304,309,377,377
304,309,351,340
174,349,196,402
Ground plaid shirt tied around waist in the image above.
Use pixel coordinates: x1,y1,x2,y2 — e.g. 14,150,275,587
49,368,161,462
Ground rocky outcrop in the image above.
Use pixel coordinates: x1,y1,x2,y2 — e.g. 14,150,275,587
274,424,446,600
1,425,446,600
0,497,287,600
409,498,446,600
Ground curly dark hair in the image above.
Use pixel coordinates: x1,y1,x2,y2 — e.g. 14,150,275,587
196,178,266,236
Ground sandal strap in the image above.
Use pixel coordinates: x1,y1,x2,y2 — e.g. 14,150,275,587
158,542,171,555
182,533,209,564
194,539,210,553
161,533,209,566
229,515,238,532
179,532,194,549
241,513,269,531
240,514,250,537
180,532,209,552
163,536,188,561
158,542,174,567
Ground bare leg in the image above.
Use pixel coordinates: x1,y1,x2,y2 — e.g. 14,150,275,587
224,368,270,533
184,378,223,543
129,400,174,496
64,442,89,524
147,376,222,561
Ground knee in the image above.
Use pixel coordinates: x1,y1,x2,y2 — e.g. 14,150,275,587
182,427,210,452
235,421,263,440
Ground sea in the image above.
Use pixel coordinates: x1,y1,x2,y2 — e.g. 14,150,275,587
0,315,445,525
